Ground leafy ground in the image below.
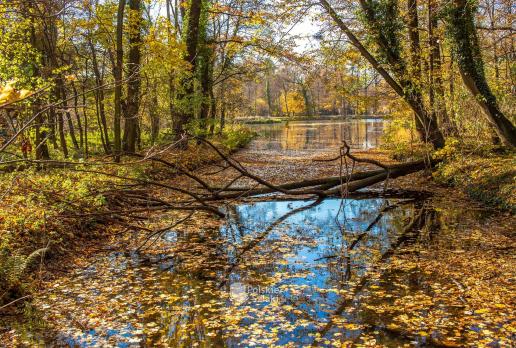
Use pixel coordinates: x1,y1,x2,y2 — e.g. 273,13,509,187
0,125,255,309
433,146,515,212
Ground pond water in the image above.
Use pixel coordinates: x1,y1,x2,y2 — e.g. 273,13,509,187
30,197,436,347
247,118,385,151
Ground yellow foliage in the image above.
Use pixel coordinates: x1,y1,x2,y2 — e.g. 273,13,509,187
255,97,268,109
279,91,305,115
0,80,32,106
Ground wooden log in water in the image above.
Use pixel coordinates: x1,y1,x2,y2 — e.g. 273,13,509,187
210,159,434,200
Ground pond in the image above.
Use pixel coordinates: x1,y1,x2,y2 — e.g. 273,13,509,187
247,118,385,151
30,197,440,347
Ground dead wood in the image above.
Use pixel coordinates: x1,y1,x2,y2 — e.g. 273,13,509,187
7,135,437,243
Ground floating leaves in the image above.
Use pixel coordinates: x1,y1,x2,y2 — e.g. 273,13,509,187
6,195,515,347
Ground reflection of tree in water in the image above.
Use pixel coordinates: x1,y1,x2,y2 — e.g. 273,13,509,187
313,203,440,343
142,203,485,347
219,198,422,321
34,196,431,347
250,119,384,151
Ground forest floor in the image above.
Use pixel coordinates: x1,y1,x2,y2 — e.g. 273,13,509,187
0,127,254,307
0,140,514,347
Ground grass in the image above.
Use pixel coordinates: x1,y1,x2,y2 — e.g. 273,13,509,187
238,117,283,124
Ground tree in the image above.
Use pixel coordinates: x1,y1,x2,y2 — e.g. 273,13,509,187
174,0,204,145
123,0,143,153
114,0,126,161
428,0,456,136
318,0,445,148
446,0,516,147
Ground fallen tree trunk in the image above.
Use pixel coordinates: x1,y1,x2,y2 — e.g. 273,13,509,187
209,168,386,199
190,136,437,202
207,159,433,201
325,159,432,195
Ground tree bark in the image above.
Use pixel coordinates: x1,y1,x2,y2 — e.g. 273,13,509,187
428,0,456,136
209,87,216,135
149,83,160,145
58,81,79,151
199,45,214,137
56,107,68,158
81,75,89,159
174,0,203,146
89,40,111,154
123,0,142,153
34,105,51,161
114,0,125,161
166,0,177,130
265,78,273,116
406,0,425,135
219,98,226,134
70,81,84,149
447,0,516,147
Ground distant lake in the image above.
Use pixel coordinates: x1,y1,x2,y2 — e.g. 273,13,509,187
247,118,386,151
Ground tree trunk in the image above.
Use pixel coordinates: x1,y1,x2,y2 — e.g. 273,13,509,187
70,81,84,149
47,106,59,150
174,0,203,146
447,0,516,147
56,106,68,158
34,105,51,161
149,84,160,145
59,81,79,151
209,87,216,135
219,101,226,135
52,80,68,158
165,0,177,131
114,0,125,161
300,83,313,117
123,0,142,153
81,76,89,159
89,40,111,154
266,78,273,116
199,45,214,137
406,0,425,136
428,0,456,137
282,85,289,116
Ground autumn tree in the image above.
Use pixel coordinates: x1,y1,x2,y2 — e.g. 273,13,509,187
114,0,125,161
123,0,143,153
174,0,205,145
317,0,446,148
445,0,516,147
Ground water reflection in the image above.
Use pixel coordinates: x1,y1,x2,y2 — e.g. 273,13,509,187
33,197,429,347
248,118,385,151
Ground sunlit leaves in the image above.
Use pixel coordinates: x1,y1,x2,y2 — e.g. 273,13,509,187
0,81,32,107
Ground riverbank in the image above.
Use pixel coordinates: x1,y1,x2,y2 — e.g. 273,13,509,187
1,135,514,347
236,114,388,124
434,150,515,213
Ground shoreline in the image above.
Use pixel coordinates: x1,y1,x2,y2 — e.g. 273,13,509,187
236,115,388,124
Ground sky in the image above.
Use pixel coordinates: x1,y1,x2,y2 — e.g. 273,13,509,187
289,12,322,53
149,1,323,54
